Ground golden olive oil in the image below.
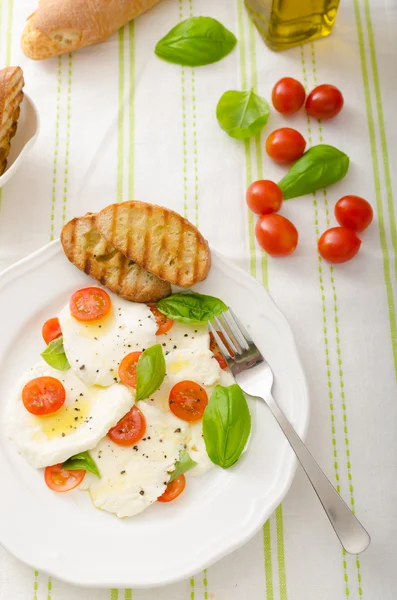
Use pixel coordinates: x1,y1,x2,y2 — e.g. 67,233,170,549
245,0,340,51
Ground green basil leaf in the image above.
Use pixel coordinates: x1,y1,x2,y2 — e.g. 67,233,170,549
136,344,166,401
169,450,197,482
41,336,70,371
203,384,251,469
279,144,350,200
156,292,228,324
155,17,237,67
63,451,100,478
216,89,270,140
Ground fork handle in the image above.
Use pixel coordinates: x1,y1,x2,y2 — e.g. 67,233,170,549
264,393,371,554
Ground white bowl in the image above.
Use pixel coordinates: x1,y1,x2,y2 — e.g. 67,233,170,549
0,94,40,188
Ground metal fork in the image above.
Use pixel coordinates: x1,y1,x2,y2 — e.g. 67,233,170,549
208,310,371,555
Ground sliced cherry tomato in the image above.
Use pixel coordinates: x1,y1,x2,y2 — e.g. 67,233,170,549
22,376,66,416
169,380,208,422
255,214,298,257
335,195,373,232
148,304,174,335
272,77,306,115
108,406,146,446
42,317,62,345
118,351,142,388
45,464,85,492
305,84,344,120
246,180,283,215
318,227,361,263
70,287,111,322
209,331,234,370
158,475,186,503
265,128,306,164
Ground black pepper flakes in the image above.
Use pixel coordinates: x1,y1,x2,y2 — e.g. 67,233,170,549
139,490,145,495
120,470,126,475
79,365,85,370
174,428,181,433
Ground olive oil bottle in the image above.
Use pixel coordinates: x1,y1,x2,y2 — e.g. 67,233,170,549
245,0,340,51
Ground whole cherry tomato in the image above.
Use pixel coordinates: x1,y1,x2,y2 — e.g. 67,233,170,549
318,227,361,263
255,214,298,257
335,195,373,232
272,77,306,115
246,180,283,215
265,128,306,164
305,84,344,119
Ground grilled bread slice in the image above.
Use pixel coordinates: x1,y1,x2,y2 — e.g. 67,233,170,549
0,67,24,176
61,214,171,303
96,201,211,287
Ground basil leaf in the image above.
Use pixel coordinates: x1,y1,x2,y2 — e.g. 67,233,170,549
216,89,270,140
136,344,166,401
63,451,100,478
279,144,350,200
156,292,228,324
41,336,70,371
203,384,251,469
169,450,197,482
155,17,237,67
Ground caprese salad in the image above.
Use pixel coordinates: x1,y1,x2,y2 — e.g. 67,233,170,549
6,287,251,518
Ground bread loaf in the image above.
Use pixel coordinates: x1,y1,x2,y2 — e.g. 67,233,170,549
21,0,162,60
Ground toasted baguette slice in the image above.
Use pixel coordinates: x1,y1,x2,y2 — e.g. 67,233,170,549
0,67,24,176
96,201,211,287
61,214,171,303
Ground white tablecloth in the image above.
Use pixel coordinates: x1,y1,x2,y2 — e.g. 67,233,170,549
0,1,396,598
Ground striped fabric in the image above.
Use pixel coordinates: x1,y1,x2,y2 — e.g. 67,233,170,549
0,1,395,599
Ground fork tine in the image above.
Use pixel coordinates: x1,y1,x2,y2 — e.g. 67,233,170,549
223,310,250,350
213,315,240,355
207,321,232,359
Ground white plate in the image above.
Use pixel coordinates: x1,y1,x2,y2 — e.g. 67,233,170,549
0,94,40,188
0,241,309,588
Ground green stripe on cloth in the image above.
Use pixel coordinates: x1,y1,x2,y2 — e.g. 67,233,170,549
364,0,397,282
62,54,72,226
117,26,125,203
110,589,119,600
238,2,278,598
50,58,62,234
275,505,288,600
300,44,350,599
124,588,132,600
237,0,257,279
353,0,397,377
33,569,38,600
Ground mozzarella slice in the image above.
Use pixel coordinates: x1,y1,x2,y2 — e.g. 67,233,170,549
5,363,134,468
87,402,189,518
59,293,157,387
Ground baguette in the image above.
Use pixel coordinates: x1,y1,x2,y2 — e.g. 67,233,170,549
61,213,171,303
96,201,211,288
0,67,24,176
21,0,162,60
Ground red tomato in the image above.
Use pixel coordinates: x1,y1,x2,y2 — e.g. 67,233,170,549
42,318,62,345
209,331,234,369
271,77,306,115
108,406,146,446
118,351,142,388
335,195,373,232
305,84,344,119
255,214,298,257
318,227,361,263
70,287,111,322
45,464,85,492
246,180,283,215
265,128,306,164
169,380,208,422
22,376,66,416
148,304,174,335
158,475,186,503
